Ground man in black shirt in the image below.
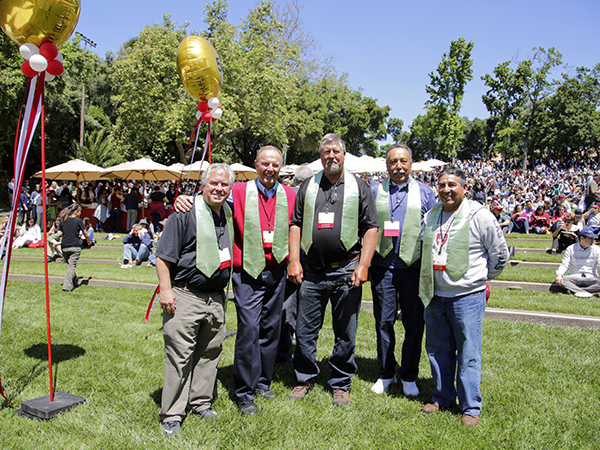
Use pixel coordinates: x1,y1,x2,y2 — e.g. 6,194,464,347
287,133,379,406
155,163,234,437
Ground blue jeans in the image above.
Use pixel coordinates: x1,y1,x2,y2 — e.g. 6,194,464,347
293,259,361,391
424,290,486,415
123,243,155,265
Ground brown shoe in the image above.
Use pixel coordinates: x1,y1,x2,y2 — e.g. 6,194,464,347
461,414,480,426
288,384,311,400
332,389,350,406
422,402,441,414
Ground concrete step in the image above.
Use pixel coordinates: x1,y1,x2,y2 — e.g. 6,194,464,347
488,279,551,292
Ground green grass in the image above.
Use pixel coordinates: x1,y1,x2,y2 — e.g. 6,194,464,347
7,260,159,284
488,287,600,316
512,252,562,263
505,233,552,240
506,239,552,249
1,281,599,449
496,266,556,283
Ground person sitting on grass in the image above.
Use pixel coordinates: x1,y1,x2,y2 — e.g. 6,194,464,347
12,217,41,249
550,213,581,254
81,217,96,249
122,223,156,267
550,204,567,232
552,227,600,298
507,203,530,234
529,205,551,234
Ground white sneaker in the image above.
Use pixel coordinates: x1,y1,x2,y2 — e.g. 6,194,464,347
371,376,397,394
401,380,420,397
575,291,594,298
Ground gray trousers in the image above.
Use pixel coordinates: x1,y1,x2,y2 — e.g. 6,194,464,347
62,247,81,291
160,286,226,423
558,275,600,295
126,209,138,232
47,234,62,259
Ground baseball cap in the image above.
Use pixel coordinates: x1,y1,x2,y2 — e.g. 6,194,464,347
493,205,503,211
579,227,597,239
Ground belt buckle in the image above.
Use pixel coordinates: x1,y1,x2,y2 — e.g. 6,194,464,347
330,261,340,268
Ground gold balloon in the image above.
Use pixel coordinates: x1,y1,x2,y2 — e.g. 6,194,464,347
0,0,80,47
177,36,223,101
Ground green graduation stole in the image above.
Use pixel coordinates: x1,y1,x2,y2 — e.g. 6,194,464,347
195,196,233,277
375,177,422,265
419,199,471,307
302,169,359,253
243,180,290,279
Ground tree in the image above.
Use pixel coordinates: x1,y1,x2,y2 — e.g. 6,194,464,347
459,117,489,160
111,15,193,164
542,65,600,160
482,60,529,165
519,47,562,170
425,38,474,157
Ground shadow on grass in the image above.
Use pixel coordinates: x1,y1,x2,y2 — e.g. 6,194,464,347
0,362,46,408
24,343,86,363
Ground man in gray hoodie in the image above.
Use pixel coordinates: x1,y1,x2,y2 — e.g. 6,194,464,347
419,166,509,427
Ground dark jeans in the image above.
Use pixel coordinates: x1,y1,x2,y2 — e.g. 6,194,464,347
293,259,361,391
110,208,121,232
370,265,424,381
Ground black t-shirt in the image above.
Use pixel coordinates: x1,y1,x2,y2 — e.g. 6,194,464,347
151,191,166,203
59,217,85,249
291,171,378,272
156,199,231,291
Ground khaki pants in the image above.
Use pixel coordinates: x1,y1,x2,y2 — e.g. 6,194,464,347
160,286,226,423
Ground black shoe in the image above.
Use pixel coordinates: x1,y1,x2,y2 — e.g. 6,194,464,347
237,400,258,415
256,388,277,399
47,256,54,263
59,258,67,264
163,420,182,436
195,407,217,419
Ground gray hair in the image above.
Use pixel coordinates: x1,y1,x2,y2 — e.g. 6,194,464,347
294,165,314,186
200,163,235,188
132,224,142,232
386,143,413,162
319,133,346,154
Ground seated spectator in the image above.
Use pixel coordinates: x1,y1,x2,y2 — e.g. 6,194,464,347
12,218,41,249
550,213,581,254
82,217,96,249
550,204,567,232
122,223,156,267
491,204,510,234
529,205,551,234
551,227,600,297
585,205,600,231
508,204,530,234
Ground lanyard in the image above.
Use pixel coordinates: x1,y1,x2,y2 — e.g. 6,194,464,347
390,186,408,222
324,180,341,213
437,209,457,255
259,193,276,232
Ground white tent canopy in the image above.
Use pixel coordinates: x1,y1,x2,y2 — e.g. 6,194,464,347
33,159,105,181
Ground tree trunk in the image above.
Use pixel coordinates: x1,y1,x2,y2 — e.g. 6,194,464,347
175,141,186,163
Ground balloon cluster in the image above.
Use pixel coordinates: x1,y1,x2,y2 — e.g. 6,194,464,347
196,97,223,122
19,42,64,80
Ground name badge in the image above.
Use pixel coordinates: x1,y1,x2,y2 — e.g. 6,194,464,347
433,252,447,271
219,247,232,269
383,221,400,237
262,230,274,245
318,212,335,229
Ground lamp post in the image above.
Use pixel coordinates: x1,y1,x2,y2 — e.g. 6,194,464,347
76,32,96,148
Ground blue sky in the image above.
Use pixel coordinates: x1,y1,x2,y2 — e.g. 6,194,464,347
76,0,600,131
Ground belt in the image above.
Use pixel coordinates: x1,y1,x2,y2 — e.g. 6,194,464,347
172,280,217,294
329,255,359,269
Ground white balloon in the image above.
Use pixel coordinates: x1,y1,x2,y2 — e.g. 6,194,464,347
207,97,220,109
211,108,223,119
29,54,48,72
19,43,39,60
196,111,202,120
45,74,55,82
55,52,64,63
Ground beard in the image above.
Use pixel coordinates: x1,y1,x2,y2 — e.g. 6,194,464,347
324,161,343,174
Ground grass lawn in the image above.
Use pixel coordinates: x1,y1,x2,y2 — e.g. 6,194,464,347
496,266,556,283
512,252,562,263
0,281,598,449
489,287,600,316
505,239,551,249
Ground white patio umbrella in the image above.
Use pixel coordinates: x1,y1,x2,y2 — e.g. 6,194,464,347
307,153,385,174
426,158,448,167
181,160,211,180
33,159,105,182
230,163,258,181
411,161,434,172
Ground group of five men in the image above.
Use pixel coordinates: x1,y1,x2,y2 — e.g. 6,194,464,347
155,134,509,436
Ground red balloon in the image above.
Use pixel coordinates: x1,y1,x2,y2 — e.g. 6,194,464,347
39,42,58,60
197,102,209,112
46,60,64,76
485,282,490,302
211,117,218,122
201,111,212,122
21,61,37,78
